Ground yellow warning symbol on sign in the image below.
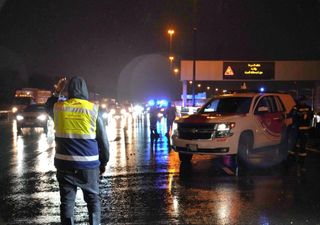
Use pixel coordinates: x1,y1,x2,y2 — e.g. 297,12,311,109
224,66,234,76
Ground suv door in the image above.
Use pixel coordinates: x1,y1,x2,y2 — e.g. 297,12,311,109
253,95,284,148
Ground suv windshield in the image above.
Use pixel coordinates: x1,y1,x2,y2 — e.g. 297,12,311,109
200,97,252,114
24,105,46,112
13,97,32,105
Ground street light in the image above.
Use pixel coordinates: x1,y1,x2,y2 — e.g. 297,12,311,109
167,29,175,54
169,55,174,64
192,0,197,107
167,29,175,67
173,68,179,75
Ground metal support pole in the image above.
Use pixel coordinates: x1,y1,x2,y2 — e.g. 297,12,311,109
192,0,197,107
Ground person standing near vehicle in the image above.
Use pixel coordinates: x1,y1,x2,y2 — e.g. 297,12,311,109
289,95,313,175
46,76,109,225
165,101,176,137
149,103,159,140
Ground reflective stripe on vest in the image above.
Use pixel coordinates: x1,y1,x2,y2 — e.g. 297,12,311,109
55,153,99,162
54,99,98,139
299,126,311,130
298,108,310,112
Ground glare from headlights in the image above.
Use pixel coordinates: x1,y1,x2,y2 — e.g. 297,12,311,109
37,114,47,121
217,123,229,131
121,108,126,114
102,112,108,119
16,115,24,121
133,105,144,114
214,123,235,138
216,123,235,131
110,109,116,115
12,107,18,113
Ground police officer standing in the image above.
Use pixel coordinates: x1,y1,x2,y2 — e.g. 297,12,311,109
165,102,176,137
46,76,109,225
289,95,313,175
149,103,159,140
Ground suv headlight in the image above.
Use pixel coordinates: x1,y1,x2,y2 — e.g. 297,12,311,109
37,114,47,121
16,115,24,121
214,122,235,138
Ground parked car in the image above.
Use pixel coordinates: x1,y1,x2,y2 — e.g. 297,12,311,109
171,91,296,167
16,104,51,135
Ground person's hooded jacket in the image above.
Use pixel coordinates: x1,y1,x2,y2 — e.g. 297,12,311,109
46,76,109,170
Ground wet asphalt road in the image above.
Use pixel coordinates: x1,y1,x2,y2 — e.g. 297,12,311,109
1,115,320,225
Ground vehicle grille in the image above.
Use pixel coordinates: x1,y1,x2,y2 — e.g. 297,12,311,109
24,116,36,120
178,123,215,140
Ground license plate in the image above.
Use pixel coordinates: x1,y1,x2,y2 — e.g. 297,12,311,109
187,144,198,151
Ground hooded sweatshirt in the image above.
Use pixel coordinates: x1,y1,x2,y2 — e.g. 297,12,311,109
46,76,109,170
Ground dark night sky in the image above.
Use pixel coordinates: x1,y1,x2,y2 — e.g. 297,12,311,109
0,0,320,102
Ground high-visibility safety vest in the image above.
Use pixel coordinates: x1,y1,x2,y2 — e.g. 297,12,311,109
53,98,100,169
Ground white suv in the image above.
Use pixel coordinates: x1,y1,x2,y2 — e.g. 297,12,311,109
171,92,296,165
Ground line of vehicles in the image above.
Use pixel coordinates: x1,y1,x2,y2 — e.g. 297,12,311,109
11,88,171,135
10,87,319,172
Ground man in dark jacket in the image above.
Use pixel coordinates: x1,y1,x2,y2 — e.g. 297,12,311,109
288,95,313,175
46,76,109,225
165,101,176,137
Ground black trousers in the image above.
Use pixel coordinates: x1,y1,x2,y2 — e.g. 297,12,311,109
56,168,101,225
294,130,309,167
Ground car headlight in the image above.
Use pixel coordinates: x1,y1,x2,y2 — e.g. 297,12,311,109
214,122,235,138
16,115,24,121
102,112,108,119
133,105,143,114
110,109,115,115
37,114,47,121
12,107,18,113
121,108,126,115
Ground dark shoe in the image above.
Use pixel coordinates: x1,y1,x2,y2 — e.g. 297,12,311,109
89,212,101,225
61,217,74,225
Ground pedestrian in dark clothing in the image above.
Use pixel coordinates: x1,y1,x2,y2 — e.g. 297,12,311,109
46,76,109,225
165,102,176,137
149,104,159,139
288,96,313,175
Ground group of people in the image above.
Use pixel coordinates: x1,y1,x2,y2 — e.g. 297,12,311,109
46,76,315,224
149,102,176,140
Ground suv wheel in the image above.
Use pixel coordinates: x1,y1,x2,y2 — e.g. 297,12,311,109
179,153,193,163
237,132,253,166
